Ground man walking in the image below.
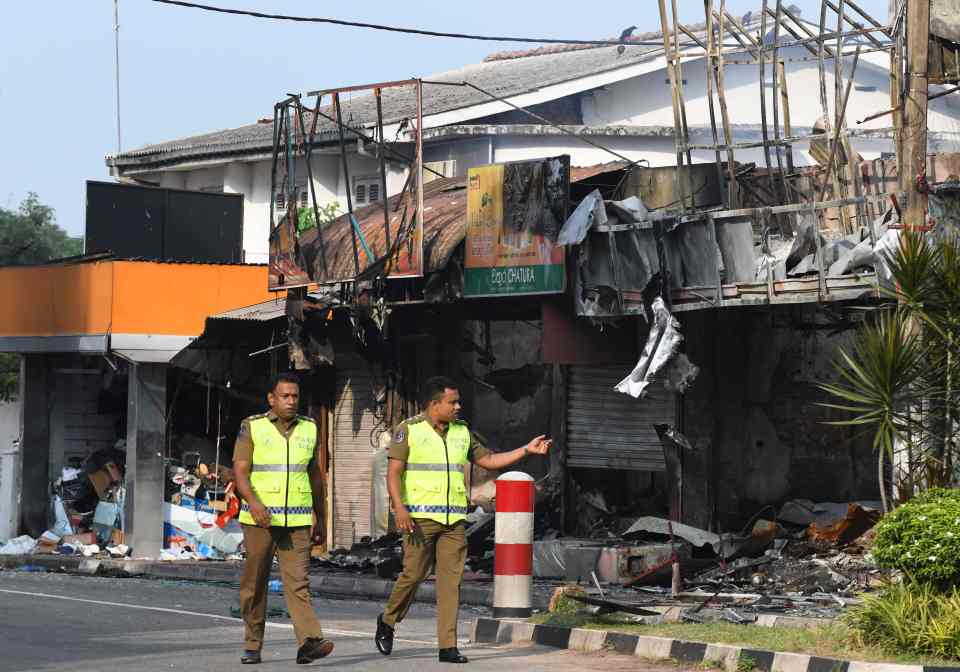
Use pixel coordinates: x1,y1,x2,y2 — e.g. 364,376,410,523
375,376,551,664
233,372,334,665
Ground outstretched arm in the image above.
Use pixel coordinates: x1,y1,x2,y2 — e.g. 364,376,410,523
471,435,552,471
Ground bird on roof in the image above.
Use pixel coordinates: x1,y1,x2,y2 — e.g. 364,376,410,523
617,25,637,57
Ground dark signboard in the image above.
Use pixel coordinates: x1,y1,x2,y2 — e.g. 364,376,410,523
85,181,243,263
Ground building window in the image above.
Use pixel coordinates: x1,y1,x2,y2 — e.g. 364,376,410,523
664,78,688,85
855,85,878,92
353,177,382,206
275,181,308,210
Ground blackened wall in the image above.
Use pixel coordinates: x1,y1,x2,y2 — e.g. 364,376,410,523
680,304,879,530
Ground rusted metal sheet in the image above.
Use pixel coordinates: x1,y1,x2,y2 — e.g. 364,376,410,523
272,163,628,289
624,163,725,213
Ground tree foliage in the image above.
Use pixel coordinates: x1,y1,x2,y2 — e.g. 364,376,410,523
0,193,81,400
821,229,960,509
0,192,82,266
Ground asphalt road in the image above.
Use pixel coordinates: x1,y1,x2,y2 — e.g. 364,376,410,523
0,567,692,671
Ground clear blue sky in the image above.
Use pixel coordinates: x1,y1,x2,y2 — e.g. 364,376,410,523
0,0,889,236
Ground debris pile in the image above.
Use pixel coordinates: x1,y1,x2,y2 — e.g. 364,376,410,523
539,494,889,627
162,452,242,560
311,534,404,579
2,446,131,559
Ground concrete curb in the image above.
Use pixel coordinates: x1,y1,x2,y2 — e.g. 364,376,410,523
0,553,505,608
469,617,960,672
616,605,828,630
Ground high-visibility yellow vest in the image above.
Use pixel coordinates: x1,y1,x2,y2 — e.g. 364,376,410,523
238,415,316,528
402,418,470,526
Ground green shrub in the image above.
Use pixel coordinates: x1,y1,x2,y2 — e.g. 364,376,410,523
845,580,960,660
872,488,960,584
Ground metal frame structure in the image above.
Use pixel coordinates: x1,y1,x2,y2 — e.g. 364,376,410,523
269,79,425,287
624,1,911,309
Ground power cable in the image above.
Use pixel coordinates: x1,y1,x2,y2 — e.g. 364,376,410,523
149,0,693,48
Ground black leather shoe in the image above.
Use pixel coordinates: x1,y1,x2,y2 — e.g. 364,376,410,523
375,613,394,655
296,638,334,664
438,647,469,664
240,650,261,664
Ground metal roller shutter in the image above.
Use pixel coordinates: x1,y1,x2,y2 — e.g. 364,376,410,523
567,365,674,471
333,357,380,549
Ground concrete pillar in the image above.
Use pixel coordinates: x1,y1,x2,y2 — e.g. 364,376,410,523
0,395,24,541
125,363,167,559
18,355,50,537
223,162,258,263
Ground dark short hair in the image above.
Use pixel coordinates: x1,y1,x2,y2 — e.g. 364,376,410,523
420,376,458,407
269,372,301,393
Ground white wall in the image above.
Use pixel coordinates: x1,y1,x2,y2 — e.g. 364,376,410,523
0,398,22,542
184,167,223,192
224,162,257,262
245,161,273,264
583,46,897,133
424,137,492,175
158,171,186,190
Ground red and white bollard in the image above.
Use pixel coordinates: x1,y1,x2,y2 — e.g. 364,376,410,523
493,471,534,619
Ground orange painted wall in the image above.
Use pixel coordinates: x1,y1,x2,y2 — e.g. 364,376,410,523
110,261,275,335
0,261,274,338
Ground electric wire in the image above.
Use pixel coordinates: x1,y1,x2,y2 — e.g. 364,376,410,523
149,0,694,48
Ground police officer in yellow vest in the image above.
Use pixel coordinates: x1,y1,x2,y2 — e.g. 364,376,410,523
375,376,552,664
233,372,334,665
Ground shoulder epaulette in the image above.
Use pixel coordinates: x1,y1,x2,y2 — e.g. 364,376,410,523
297,415,317,424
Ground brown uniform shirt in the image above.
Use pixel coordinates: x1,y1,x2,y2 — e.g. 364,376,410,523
232,411,320,464
387,414,491,463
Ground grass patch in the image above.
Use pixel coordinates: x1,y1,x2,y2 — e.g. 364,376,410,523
845,580,960,661
528,613,959,667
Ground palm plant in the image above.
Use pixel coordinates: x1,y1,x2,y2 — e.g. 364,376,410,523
820,229,960,511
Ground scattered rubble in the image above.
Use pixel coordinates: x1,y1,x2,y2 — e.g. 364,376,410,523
311,534,404,579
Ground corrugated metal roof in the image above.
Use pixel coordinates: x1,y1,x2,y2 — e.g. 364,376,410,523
105,15,777,169
286,162,628,283
212,298,287,321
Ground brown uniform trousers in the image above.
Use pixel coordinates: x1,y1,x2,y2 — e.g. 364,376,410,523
239,525,324,651
382,519,467,649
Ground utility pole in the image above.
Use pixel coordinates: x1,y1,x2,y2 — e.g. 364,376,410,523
114,0,122,154
901,0,930,231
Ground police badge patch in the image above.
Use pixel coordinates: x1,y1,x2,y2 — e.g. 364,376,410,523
393,429,406,443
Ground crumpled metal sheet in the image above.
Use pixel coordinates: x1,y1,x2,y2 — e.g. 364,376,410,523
606,196,649,225
623,516,723,554
614,298,683,398
873,228,901,284
558,189,607,246
808,504,881,549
